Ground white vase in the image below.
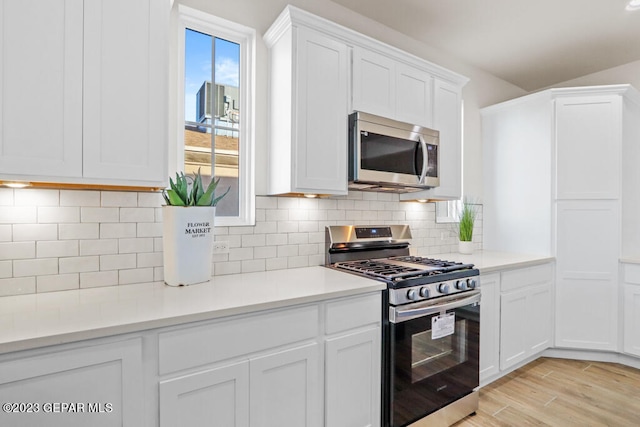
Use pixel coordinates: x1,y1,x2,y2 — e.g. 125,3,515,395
162,206,215,286
458,240,474,255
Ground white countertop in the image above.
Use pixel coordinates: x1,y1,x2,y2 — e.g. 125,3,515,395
0,266,385,354
0,251,555,355
428,250,555,273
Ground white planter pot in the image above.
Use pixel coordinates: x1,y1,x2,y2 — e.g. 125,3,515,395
458,240,474,255
162,206,215,286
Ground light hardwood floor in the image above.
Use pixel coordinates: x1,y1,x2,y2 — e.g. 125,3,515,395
454,357,640,426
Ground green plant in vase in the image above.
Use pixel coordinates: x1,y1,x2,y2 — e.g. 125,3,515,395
458,199,477,254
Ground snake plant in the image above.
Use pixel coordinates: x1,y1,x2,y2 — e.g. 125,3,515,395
162,169,230,207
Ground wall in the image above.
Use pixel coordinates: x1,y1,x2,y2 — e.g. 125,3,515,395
545,59,640,91
0,187,482,297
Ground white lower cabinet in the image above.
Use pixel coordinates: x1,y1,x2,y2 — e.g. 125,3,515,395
623,264,640,357
160,361,250,427
500,265,553,370
479,273,500,383
250,344,321,427
325,328,381,427
480,262,554,384
0,338,144,427
158,292,381,427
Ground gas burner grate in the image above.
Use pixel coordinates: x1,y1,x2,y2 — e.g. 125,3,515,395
387,256,473,272
334,260,426,280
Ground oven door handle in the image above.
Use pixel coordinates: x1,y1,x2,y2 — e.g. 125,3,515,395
390,290,481,323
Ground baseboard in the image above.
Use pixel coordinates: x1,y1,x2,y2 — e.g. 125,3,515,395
543,348,640,370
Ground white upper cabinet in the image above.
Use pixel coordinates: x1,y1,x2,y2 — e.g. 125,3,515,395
0,0,83,179
0,0,168,187
352,46,433,129
83,0,167,185
265,8,349,196
352,48,395,120
265,5,467,197
402,78,463,201
555,95,621,200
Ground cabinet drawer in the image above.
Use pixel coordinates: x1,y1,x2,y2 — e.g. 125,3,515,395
501,263,553,292
325,293,381,335
159,305,319,375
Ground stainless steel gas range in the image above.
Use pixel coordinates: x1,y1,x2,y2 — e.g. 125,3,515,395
326,225,480,427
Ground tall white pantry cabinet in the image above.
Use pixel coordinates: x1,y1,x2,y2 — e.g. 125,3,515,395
0,0,168,187
482,85,640,352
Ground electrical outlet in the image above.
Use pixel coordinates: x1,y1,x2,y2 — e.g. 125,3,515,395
213,240,230,254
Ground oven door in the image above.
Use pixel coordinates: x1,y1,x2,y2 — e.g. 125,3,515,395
388,291,480,427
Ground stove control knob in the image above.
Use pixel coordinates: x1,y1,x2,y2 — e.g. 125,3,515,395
438,283,450,294
419,287,430,298
467,279,477,289
407,289,418,300
456,280,467,290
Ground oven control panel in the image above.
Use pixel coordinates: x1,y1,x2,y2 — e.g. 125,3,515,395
389,276,480,306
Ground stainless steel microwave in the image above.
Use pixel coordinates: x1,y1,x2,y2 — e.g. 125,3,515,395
348,111,440,192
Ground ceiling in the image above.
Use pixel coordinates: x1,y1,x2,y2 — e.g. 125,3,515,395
332,0,640,91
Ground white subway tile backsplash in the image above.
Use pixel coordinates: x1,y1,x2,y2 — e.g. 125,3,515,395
38,207,80,223
0,242,35,260
59,223,99,240
60,190,101,207
101,191,137,207
137,222,162,238
37,240,79,258
0,277,35,296
120,208,155,223
138,192,164,207
13,224,58,242
266,257,288,271
37,273,79,293
137,252,162,268
0,189,482,297
100,254,136,271
81,207,119,223
100,223,136,239
0,189,14,205
59,256,99,274
241,234,265,247
80,239,118,256
80,271,118,289
14,258,58,277
0,261,11,278
241,259,265,273
14,189,59,206
119,268,154,285
0,207,37,224
0,225,10,242
119,238,154,254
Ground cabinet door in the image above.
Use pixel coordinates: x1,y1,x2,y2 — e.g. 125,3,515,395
293,27,348,194
555,200,619,350
250,343,321,427
528,282,553,354
500,287,529,370
0,0,82,179
479,273,500,383
624,284,640,357
159,361,249,427
83,0,167,185
352,47,395,118
0,338,143,427
555,95,621,199
325,328,381,427
395,63,432,128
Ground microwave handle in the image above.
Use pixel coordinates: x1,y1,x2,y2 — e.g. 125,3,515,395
418,136,428,184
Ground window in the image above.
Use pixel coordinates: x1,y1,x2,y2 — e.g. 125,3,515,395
177,6,255,226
